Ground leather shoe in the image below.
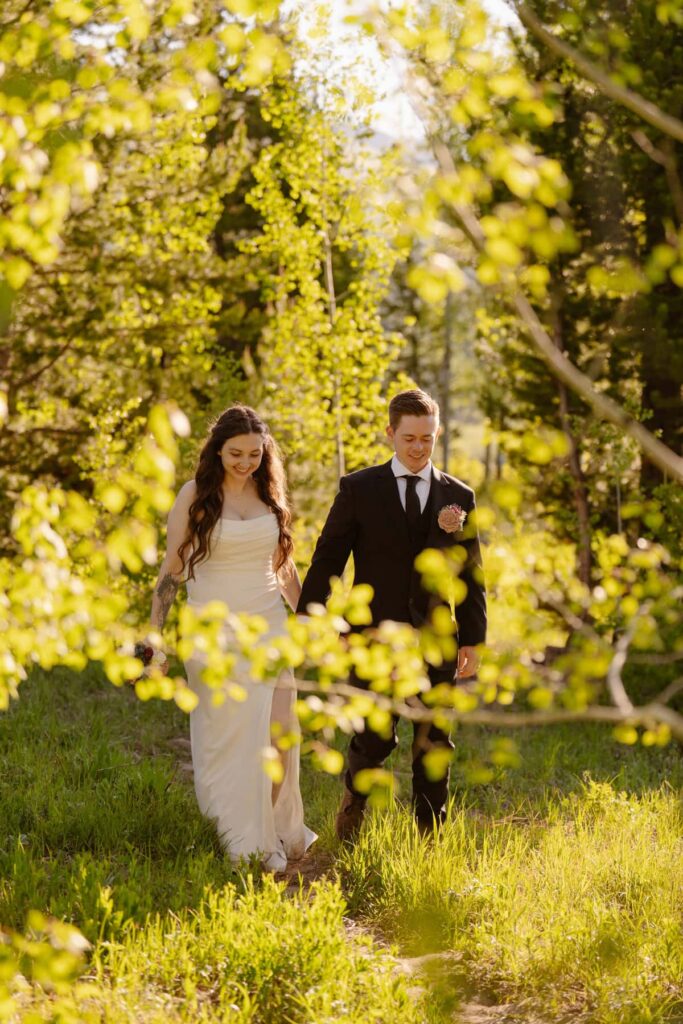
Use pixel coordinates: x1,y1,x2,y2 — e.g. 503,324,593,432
335,787,366,842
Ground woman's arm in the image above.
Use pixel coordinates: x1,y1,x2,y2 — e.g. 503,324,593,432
150,481,195,632
277,555,302,613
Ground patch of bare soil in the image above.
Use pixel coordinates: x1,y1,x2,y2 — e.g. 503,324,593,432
166,736,194,775
275,848,337,890
391,952,537,1022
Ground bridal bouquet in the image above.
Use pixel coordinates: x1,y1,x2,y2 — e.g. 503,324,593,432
131,641,166,681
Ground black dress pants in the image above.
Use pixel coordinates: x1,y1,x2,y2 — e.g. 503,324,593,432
344,664,455,826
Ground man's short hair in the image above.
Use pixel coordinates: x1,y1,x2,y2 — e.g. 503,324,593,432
388,389,440,429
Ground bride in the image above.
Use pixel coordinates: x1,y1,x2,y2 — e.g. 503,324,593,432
150,404,316,871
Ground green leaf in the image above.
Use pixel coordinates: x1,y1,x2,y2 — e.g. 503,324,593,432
174,685,199,713
353,767,394,799
670,264,683,287
613,724,638,745
422,745,453,781
219,23,247,53
3,258,32,291
528,687,553,709
98,485,128,515
313,747,344,775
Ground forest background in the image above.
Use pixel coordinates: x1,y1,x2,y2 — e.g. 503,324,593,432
1,0,683,1021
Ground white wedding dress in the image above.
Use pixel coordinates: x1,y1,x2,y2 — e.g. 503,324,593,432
183,512,316,870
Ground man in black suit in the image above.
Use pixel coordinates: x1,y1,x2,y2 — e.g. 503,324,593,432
297,388,487,839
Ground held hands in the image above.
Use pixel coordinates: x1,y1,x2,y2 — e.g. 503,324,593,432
456,645,480,680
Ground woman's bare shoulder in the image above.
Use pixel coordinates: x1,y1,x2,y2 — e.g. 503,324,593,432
175,479,197,505
167,480,197,524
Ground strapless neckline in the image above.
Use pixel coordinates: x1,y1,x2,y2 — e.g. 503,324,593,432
220,513,275,523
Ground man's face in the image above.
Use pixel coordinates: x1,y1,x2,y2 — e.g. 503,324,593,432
386,414,439,473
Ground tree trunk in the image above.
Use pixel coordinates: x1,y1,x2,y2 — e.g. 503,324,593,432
484,438,493,483
441,291,454,469
550,287,593,586
323,229,345,480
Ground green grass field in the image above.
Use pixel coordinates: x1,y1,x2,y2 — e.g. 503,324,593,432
2,667,682,1022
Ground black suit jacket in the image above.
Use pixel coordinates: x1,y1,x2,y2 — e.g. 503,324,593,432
297,460,487,647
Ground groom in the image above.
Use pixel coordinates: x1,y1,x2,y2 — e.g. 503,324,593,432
298,388,487,838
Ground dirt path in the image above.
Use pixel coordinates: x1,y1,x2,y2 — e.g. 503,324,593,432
391,951,545,1023
166,736,533,1023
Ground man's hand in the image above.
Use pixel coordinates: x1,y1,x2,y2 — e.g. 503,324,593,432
456,645,480,680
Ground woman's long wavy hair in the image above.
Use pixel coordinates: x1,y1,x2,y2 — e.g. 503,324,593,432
177,405,293,580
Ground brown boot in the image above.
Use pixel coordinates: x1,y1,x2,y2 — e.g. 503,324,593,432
335,787,366,842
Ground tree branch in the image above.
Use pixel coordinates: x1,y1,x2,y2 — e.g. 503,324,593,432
429,142,683,483
606,619,640,714
510,290,683,481
0,426,88,436
12,338,77,390
292,675,683,742
0,0,37,29
514,2,683,143
371,20,683,482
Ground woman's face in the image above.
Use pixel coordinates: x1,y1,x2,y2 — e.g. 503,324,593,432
219,432,264,482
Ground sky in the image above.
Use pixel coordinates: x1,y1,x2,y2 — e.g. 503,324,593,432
283,0,521,142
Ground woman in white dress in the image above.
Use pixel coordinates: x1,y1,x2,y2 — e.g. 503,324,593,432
150,405,316,871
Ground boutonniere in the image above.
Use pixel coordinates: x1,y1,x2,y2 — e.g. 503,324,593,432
437,503,467,533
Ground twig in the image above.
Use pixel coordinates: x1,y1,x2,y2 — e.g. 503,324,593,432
651,675,683,707
539,593,599,639
631,131,683,226
629,651,683,665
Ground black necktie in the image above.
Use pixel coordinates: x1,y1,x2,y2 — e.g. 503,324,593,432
401,475,421,529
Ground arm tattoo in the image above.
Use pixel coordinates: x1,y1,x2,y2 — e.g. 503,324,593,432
154,574,180,628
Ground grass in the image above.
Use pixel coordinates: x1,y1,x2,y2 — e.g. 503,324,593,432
1,666,682,1022
1,667,425,1022
336,677,683,1023
14,878,422,1024
0,666,236,939
86,879,421,1024
338,786,683,1022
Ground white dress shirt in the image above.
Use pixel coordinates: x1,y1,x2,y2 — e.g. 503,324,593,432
391,455,432,513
